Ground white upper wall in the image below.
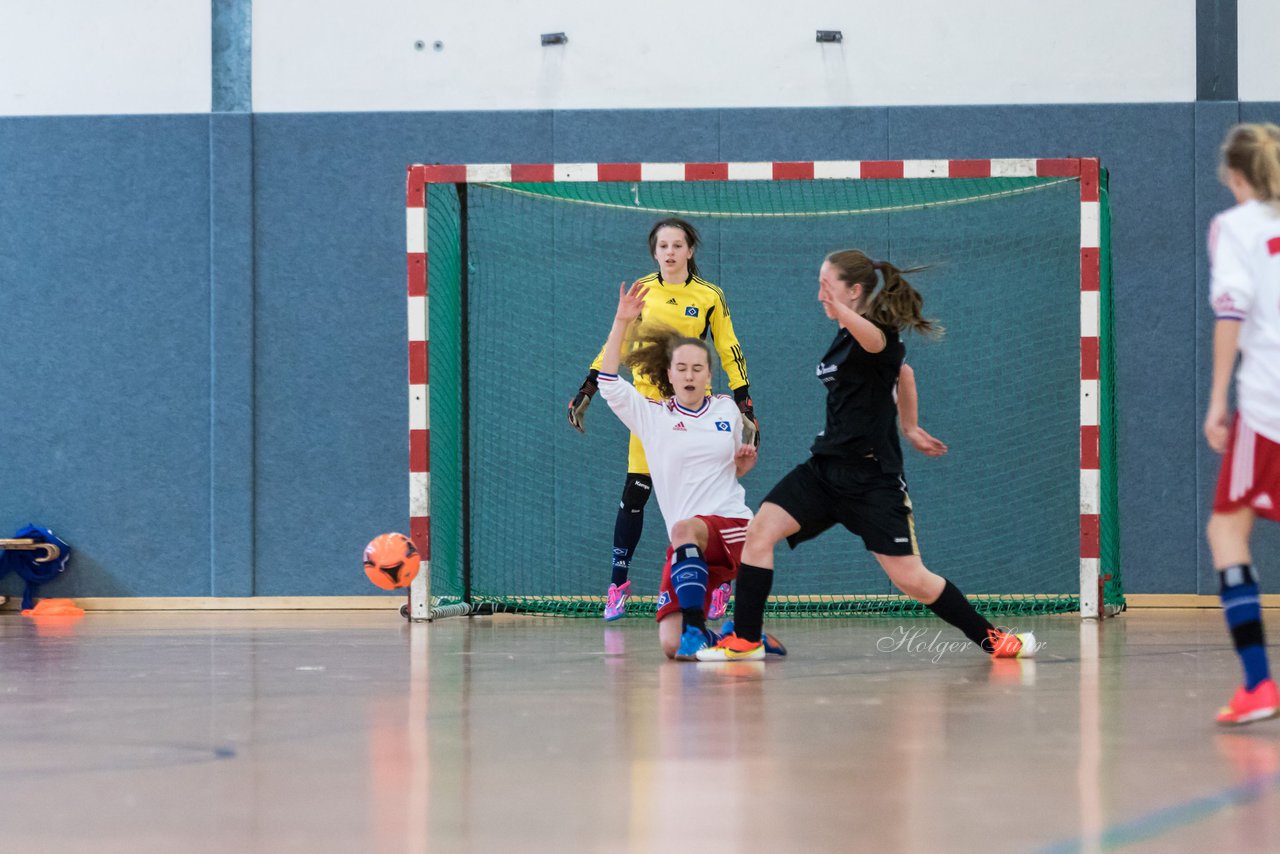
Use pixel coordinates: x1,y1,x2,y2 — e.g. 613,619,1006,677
254,0,1197,112
14,1,1274,116
0,0,211,116
1239,0,1280,101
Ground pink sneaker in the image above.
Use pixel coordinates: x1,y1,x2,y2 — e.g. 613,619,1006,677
707,582,731,621
603,580,631,621
1217,678,1280,726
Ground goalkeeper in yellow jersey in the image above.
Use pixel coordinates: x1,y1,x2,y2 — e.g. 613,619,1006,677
567,218,758,620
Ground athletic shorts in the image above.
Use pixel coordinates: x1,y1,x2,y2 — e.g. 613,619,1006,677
1214,415,1280,523
763,456,919,556
627,432,650,475
655,515,748,622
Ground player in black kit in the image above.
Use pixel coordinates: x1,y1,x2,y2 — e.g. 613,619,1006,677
697,249,1037,662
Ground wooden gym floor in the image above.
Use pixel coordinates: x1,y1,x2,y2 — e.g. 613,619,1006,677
0,608,1277,853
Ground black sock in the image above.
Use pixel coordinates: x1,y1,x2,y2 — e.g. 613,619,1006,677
731,563,774,642
611,505,644,586
925,579,996,652
681,607,706,632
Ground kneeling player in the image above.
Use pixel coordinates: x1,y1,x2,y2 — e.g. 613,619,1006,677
596,280,784,659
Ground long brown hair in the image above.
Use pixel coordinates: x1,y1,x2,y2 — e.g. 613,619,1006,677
825,249,940,337
622,323,711,398
648,218,702,278
1221,123,1280,210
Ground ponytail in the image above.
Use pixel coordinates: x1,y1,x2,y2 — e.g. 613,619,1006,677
1221,123,1280,211
825,250,941,337
1254,125,1280,206
865,260,939,337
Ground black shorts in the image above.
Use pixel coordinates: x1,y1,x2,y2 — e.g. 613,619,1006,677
762,456,919,556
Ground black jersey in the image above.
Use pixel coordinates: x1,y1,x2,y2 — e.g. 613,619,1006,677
809,323,906,473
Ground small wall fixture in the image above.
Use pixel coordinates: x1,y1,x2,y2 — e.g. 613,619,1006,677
541,32,568,46
816,30,843,43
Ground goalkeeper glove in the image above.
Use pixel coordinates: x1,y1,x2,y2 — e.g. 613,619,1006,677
567,370,600,433
734,385,760,447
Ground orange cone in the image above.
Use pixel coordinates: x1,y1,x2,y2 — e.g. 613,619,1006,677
21,598,85,617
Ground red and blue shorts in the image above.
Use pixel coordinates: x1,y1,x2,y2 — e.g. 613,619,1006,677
655,515,750,622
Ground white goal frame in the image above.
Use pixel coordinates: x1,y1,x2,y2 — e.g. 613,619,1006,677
404,157,1108,621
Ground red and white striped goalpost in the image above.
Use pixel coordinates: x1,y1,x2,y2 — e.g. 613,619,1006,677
404,158,1107,621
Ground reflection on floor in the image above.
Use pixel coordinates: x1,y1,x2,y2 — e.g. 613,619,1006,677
0,608,1277,853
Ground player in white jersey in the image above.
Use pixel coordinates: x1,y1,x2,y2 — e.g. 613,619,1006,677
597,280,785,660
1204,122,1280,726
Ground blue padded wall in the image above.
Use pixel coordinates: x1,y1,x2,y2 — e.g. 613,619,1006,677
0,116,213,595
2,103,1278,598
209,112,255,595
250,112,553,595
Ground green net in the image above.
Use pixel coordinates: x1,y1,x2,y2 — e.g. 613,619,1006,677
1099,174,1125,614
425,175,1118,617
425,187,465,606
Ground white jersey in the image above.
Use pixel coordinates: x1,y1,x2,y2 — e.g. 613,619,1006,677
597,372,752,537
1209,199,1280,442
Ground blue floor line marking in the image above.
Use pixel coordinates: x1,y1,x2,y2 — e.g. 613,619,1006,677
1034,771,1280,853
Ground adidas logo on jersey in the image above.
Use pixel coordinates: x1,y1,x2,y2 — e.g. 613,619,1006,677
673,422,686,431
666,298,678,305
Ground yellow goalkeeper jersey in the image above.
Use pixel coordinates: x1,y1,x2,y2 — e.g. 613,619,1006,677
589,272,750,400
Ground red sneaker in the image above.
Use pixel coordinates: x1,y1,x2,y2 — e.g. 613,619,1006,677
988,629,1037,659
1216,678,1280,727
695,632,764,662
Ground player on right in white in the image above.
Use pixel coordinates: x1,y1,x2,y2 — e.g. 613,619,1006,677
597,280,785,660
1205,122,1280,726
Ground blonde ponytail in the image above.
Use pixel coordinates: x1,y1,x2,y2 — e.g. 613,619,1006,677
1253,125,1280,206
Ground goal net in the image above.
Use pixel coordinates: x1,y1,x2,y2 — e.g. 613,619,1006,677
406,160,1120,619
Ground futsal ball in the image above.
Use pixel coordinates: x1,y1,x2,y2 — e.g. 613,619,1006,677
362,533,421,590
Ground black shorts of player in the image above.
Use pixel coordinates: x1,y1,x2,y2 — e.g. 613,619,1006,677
762,456,919,556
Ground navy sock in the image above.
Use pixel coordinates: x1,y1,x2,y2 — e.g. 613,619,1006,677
732,563,774,643
925,579,997,652
681,608,707,633
1220,564,1271,690
671,543,709,623
611,504,645,586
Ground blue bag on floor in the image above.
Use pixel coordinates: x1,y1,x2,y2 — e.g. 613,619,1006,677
0,524,72,611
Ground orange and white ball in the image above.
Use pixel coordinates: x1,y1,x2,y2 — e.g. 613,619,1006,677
362,533,421,590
